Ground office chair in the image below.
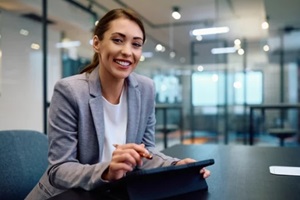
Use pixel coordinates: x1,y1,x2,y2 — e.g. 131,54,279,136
0,130,48,200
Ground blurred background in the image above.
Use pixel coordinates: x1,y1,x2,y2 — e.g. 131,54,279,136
0,0,300,150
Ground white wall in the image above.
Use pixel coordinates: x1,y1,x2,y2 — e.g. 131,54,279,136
0,10,61,132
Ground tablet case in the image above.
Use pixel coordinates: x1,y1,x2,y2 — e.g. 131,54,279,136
98,159,215,200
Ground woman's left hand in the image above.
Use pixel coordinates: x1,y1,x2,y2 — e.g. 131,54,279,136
175,158,211,179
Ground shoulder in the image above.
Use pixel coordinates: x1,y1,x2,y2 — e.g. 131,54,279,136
55,73,88,87
54,73,89,93
52,73,91,104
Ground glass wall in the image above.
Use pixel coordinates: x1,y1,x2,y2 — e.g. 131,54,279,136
0,1,299,146
0,8,61,132
0,1,94,132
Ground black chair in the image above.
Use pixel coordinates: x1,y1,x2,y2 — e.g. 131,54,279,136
155,106,183,149
155,124,180,149
0,130,48,200
268,128,297,147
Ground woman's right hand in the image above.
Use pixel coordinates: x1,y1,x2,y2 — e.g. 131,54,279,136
101,143,149,181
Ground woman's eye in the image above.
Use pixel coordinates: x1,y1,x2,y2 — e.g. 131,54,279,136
132,43,142,48
112,38,123,43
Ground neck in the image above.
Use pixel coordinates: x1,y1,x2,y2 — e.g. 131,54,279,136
99,69,125,104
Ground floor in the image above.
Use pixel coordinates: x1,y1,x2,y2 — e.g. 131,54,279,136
155,130,300,151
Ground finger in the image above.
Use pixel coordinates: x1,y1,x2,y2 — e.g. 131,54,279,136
109,162,133,172
120,143,149,153
176,158,196,165
140,143,145,148
200,168,211,178
114,143,151,160
200,168,205,173
113,148,143,166
106,163,133,181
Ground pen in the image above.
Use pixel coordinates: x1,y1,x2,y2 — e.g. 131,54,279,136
113,144,153,160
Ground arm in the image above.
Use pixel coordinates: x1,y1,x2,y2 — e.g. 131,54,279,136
47,79,108,190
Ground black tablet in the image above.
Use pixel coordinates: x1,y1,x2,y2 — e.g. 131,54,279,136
100,159,215,200
127,158,214,177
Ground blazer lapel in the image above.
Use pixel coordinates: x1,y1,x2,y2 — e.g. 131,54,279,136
88,67,105,159
126,75,141,143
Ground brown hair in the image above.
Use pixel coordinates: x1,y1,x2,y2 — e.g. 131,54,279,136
80,8,146,74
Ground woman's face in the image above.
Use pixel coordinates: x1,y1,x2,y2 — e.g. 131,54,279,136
94,18,144,80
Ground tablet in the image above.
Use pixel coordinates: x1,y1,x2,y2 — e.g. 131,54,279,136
100,159,215,200
126,158,215,177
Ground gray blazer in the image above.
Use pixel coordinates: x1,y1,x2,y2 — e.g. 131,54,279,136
26,67,178,199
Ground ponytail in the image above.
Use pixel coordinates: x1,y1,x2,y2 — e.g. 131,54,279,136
80,53,99,74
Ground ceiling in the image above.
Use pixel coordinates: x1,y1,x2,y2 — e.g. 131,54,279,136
1,0,300,64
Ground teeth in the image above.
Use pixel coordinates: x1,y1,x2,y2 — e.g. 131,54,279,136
116,60,130,66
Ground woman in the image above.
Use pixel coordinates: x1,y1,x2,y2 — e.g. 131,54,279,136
26,8,210,199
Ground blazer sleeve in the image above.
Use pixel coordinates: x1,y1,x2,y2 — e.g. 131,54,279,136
47,79,109,191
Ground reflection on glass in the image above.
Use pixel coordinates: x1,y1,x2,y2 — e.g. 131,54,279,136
153,74,182,104
235,71,263,104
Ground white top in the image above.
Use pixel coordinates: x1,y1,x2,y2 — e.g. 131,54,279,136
101,85,128,162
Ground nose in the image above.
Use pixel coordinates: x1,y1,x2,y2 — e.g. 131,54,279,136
121,43,132,57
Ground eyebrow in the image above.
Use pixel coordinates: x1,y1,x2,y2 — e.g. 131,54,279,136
112,32,143,41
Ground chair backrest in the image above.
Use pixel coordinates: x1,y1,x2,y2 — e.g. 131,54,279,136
0,130,48,200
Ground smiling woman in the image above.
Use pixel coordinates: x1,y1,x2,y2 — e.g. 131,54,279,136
25,8,210,200
93,18,144,87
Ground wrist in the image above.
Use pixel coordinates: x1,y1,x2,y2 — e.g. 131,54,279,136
101,167,110,181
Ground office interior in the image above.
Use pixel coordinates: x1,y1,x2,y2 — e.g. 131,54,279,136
0,0,300,150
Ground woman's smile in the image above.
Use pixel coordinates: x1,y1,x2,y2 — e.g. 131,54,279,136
114,59,132,68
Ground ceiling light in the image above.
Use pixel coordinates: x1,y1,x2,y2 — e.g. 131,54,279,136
169,51,176,58
31,43,40,50
238,49,245,55
192,26,229,36
263,45,270,52
20,29,29,36
172,6,181,20
197,65,204,72
234,39,241,46
234,39,241,49
196,35,203,41
140,55,145,61
211,47,236,54
155,44,165,52
261,21,269,30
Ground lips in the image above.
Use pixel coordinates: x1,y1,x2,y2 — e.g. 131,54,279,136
114,59,131,67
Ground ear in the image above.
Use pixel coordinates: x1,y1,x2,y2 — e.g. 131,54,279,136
93,35,101,53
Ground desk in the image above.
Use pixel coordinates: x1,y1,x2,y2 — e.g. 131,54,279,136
155,104,183,148
50,144,300,200
249,103,300,145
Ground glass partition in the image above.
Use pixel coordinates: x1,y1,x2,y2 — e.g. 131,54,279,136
0,1,298,146
137,56,298,145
